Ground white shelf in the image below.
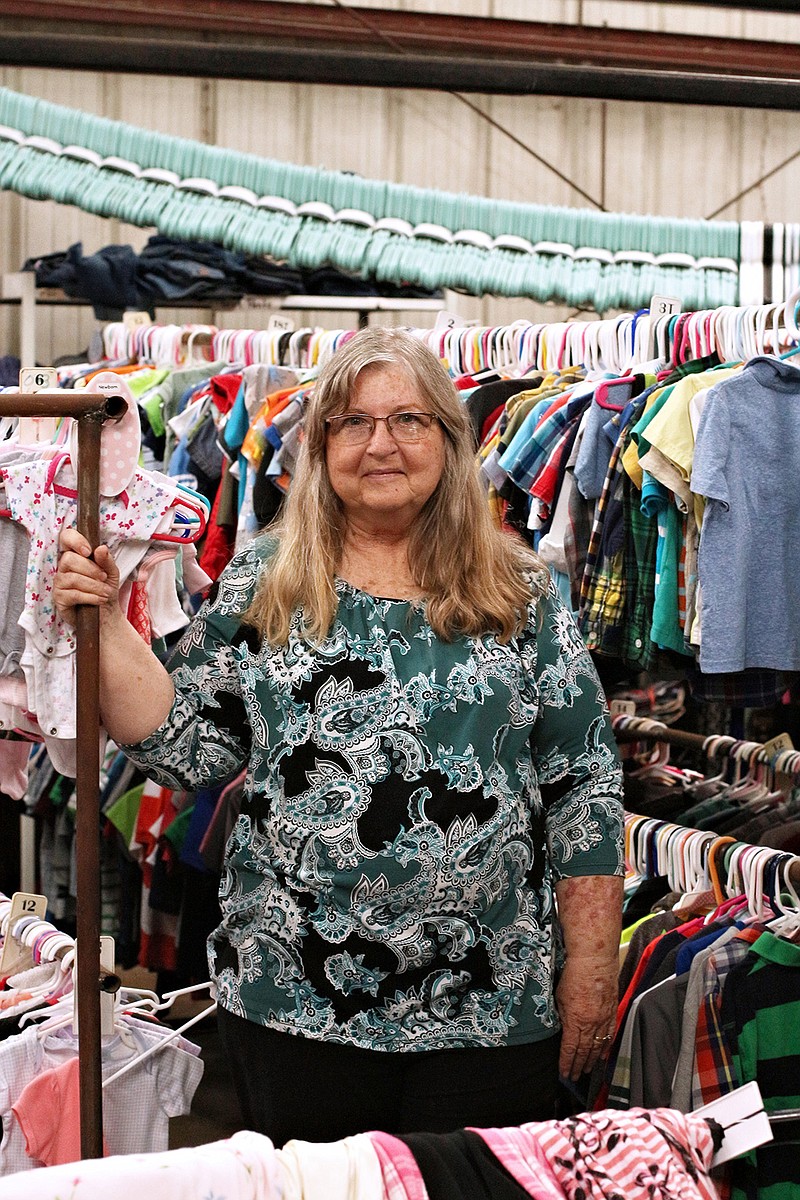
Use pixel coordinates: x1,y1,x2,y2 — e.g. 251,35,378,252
0,273,446,362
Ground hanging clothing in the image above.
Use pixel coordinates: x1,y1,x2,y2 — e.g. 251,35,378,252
692,355,800,672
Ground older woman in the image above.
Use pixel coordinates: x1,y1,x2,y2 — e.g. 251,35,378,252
54,327,624,1145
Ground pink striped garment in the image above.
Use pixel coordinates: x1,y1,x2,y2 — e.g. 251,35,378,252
522,1108,718,1200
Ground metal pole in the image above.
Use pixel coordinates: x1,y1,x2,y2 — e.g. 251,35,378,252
0,390,125,1160
75,410,104,1160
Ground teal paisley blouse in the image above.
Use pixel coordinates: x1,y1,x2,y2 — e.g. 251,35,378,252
123,538,624,1052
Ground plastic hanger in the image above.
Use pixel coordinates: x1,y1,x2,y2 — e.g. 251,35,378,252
767,856,800,941
593,376,636,411
705,835,735,904
103,983,218,1088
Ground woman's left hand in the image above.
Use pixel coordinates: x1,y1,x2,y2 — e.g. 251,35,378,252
555,952,618,1081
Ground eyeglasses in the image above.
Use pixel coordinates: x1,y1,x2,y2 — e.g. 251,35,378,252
325,411,438,445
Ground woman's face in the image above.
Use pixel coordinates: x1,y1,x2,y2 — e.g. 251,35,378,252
325,363,447,533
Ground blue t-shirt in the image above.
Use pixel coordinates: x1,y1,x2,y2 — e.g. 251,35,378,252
692,356,800,672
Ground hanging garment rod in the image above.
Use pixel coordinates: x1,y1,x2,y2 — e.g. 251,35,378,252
0,389,126,1160
612,714,800,776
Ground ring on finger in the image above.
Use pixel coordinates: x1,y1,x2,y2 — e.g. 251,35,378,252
592,1033,613,1043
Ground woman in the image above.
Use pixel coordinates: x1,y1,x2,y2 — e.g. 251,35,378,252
54,327,624,1145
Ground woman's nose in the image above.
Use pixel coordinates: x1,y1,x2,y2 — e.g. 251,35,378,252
365,419,396,450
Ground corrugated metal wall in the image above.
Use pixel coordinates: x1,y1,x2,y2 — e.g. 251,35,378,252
2,0,800,364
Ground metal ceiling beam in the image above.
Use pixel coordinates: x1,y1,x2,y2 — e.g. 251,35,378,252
3,27,800,111
611,0,800,10
2,2,800,80
2,5,800,109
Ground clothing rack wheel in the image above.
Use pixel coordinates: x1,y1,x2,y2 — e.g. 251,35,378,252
0,389,126,1160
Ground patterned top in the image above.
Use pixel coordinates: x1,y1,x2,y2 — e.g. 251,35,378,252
123,538,624,1053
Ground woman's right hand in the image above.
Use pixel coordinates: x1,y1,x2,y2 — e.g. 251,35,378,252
53,528,122,629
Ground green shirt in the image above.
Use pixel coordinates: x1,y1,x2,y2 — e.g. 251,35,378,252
124,538,624,1052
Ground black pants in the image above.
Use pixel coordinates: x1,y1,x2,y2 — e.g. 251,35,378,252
217,1006,560,1146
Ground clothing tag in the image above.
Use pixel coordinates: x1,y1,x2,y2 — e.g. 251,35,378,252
0,891,47,975
647,295,682,359
609,700,637,717
123,310,152,330
434,310,467,332
18,367,59,444
695,1081,773,1166
267,313,296,333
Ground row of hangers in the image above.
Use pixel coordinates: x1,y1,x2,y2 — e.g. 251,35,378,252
101,322,216,368
615,713,800,928
99,287,800,380
101,320,358,370
613,713,800,782
0,890,217,1085
625,812,800,938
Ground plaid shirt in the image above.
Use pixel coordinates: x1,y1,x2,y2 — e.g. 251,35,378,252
691,926,762,1108
687,667,798,707
579,399,646,656
621,428,658,671
501,393,574,494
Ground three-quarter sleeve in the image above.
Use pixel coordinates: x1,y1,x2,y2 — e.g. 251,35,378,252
120,546,263,792
529,581,625,880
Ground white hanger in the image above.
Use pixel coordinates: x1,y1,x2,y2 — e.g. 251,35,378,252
103,983,217,1088
766,855,800,939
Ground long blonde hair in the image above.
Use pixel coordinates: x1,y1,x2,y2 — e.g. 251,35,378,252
246,327,548,645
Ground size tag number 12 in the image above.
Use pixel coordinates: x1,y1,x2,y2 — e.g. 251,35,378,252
0,891,47,974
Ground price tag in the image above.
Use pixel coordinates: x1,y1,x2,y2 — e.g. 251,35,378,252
763,732,795,760
267,313,296,333
0,891,47,975
123,310,152,330
433,310,467,333
609,700,637,717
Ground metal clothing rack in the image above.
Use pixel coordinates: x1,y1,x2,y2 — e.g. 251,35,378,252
614,713,800,891
0,388,126,1160
612,713,800,775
